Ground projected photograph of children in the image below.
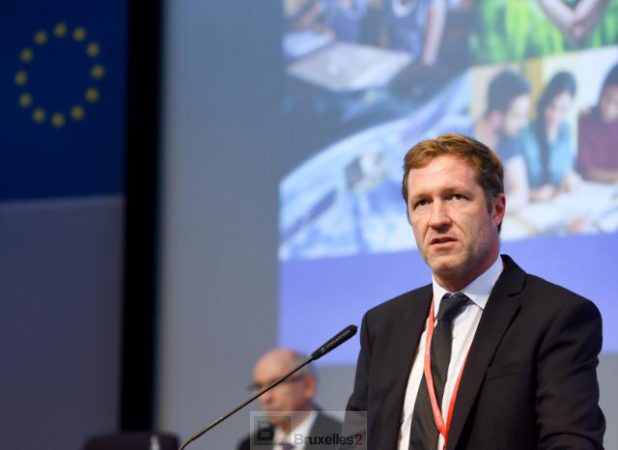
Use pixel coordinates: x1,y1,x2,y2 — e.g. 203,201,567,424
278,46,618,261
482,47,618,239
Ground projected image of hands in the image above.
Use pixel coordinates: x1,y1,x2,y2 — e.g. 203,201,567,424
279,0,618,261
282,0,470,127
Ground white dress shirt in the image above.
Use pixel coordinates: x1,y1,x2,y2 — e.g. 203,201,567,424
273,410,317,450
397,255,503,450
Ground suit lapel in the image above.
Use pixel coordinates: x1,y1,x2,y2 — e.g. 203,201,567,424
392,286,433,393
379,286,432,449
445,256,526,450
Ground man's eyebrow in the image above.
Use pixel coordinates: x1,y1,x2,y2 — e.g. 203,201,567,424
408,192,428,203
409,184,471,199
442,186,467,195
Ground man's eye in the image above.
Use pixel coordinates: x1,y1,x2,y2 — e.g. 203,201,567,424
448,193,466,201
414,199,429,209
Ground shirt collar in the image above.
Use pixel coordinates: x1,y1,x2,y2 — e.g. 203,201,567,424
431,255,503,317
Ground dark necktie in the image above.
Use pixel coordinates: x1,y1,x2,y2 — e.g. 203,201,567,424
409,292,469,450
280,444,295,450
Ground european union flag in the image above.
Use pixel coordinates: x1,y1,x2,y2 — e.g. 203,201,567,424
1,1,128,201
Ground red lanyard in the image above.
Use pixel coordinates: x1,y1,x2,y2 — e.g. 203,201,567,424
423,301,470,450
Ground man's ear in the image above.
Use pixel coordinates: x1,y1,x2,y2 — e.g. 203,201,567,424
303,375,317,399
492,193,506,225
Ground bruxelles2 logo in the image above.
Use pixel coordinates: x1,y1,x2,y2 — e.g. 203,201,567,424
251,414,365,448
253,415,291,445
13,22,105,129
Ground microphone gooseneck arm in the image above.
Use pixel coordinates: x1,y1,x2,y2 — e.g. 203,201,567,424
179,357,313,450
179,324,357,450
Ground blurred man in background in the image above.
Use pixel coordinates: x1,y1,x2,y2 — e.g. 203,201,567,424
238,348,341,450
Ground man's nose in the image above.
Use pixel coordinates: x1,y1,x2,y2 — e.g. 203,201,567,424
428,201,451,230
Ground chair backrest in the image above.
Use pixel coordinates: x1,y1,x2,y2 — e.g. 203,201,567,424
83,432,179,450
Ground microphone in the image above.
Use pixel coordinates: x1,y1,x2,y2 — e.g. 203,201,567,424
311,324,357,360
179,325,357,450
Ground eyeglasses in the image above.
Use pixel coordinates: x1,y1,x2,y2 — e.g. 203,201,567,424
246,374,306,393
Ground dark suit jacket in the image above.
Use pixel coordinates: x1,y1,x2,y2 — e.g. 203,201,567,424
343,255,605,450
238,410,342,450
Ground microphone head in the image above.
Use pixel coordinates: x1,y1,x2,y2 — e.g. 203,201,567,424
310,325,357,360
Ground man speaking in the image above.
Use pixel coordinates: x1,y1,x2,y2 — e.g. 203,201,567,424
343,133,605,449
